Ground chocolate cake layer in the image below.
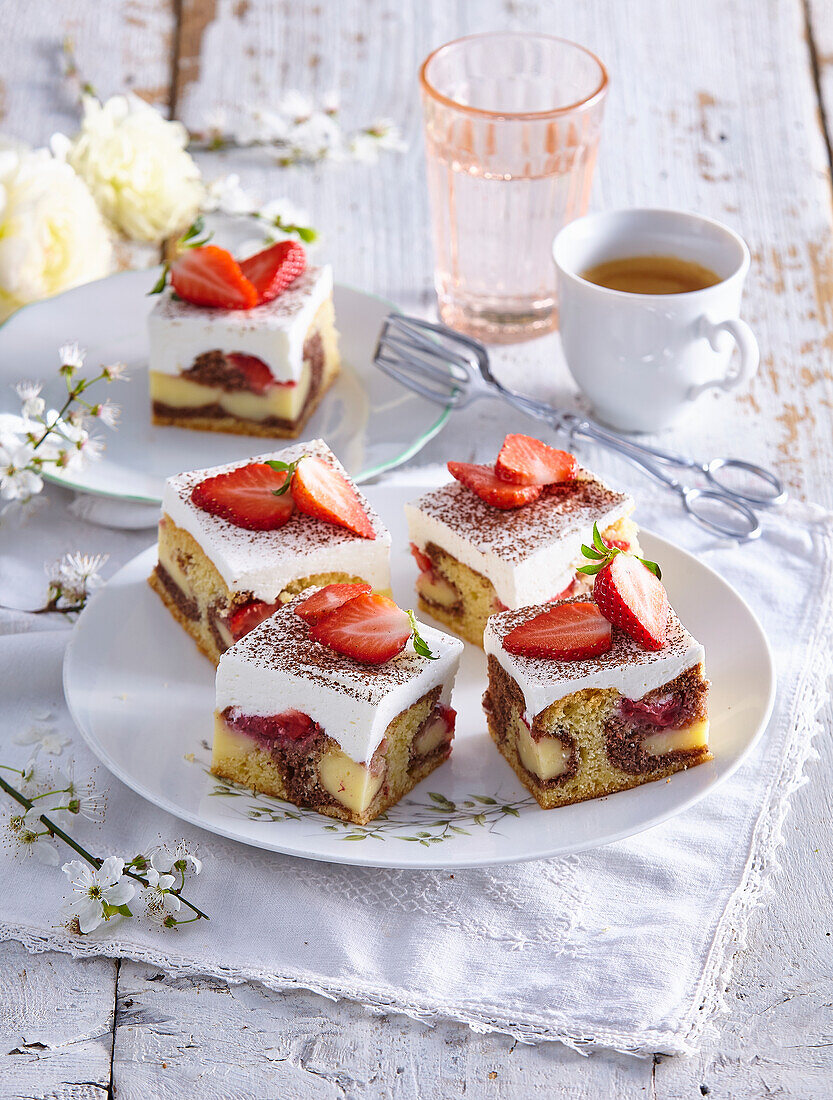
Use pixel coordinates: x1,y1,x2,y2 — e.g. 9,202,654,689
152,562,199,622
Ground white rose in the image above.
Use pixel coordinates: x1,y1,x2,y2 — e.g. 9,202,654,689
66,94,204,244
0,142,113,320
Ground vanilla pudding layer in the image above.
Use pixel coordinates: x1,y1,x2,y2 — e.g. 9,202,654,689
160,441,391,603
212,686,456,826
150,298,340,439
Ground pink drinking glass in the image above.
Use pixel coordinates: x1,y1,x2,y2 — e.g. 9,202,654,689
420,33,608,343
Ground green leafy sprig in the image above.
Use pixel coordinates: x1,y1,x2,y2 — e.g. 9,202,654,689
407,609,437,660
577,522,662,579
265,457,304,496
148,217,213,295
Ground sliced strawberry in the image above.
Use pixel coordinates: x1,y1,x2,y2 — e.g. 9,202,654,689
171,246,258,310
310,592,411,665
502,601,612,660
229,599,279,640
292,455,375,539
295,582,372,625
495,434,577,487
410,542,433,574
228,708,317,744
191,462,295,531
593,554,670,650
447,462,542,509
240,241,306,305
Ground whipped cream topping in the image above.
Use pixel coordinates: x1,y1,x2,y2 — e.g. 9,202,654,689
148,265,332,381
404,469,634,608
161,439,391,599
215,593,464,762
484,600,705,718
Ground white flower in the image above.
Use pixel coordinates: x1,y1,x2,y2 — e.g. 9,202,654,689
257,197,312,233
59,342,86,371
66,94,204,244
62,856,135,933
349,121,407,164
287,112,342,160
278,90,314,123
203,173,257,217
101,361,129,382
0,435,41,501
13,724,70,756
6,808,59,865
46,551,108,607
15,381,45,420
0,143,112,320
91,400,120,428
321,90,340,116
150,840,202,876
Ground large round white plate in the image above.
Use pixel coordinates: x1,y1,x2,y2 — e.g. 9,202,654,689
0,271,448,503
63,482,775,868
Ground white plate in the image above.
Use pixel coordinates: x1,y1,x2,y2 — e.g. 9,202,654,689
63,482,776,868
0,271,449,503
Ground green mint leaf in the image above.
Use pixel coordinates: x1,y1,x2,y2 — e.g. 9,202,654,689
266,457,303,496
407,610,438,659
296,226,318,243
181,216,204,243
637,556,662,581
576,561,604,576
148,263,170,295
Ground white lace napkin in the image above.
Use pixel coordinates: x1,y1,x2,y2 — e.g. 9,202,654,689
0,474,829,1055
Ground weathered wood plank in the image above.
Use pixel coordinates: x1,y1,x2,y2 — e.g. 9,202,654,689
1,0,175,144
0,940,116,1100
109,962,654,1100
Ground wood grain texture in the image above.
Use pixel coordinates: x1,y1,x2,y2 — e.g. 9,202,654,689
1,1,832,1098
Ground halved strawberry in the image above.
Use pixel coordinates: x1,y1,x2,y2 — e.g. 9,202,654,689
593,554,670,650
229,599,279,640
447,462,542,509
295,582,372,625
240,241,306,305
495,434,577,487
502,601,612,660
171,245,258,310
310,592,411,664
292,455,376,539
191,462,295,531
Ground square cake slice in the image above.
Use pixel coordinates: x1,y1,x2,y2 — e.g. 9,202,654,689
405,456,639,647
482,597,710,809
148,264,339,438
149,439,391,664
212,586,465,824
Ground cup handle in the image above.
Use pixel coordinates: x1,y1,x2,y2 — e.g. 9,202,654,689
688,318,760,399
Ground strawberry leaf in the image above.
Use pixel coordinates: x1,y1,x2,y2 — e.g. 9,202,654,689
576,561,605,576
265,457,303,496
148,262,170,295
407,610,437,659
592,522,608,554
581,543,604,560
637,556,663,581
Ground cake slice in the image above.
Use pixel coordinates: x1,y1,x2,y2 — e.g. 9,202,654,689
482,541,710,809
404,434,640,646
213,585,464,824
149,241,339,438
149,439,391,664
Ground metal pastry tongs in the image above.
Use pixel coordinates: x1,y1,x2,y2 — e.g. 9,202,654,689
374,314,787,542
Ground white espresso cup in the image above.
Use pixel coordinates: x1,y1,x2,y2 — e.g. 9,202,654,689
553,208,759,432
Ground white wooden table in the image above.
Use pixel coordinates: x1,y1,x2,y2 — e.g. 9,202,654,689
3,2,833,1096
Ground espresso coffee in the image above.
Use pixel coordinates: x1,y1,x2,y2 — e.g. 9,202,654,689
580,255,722,295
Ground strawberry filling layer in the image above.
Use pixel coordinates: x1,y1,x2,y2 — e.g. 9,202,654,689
225,707,321,747
184,352,297,395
